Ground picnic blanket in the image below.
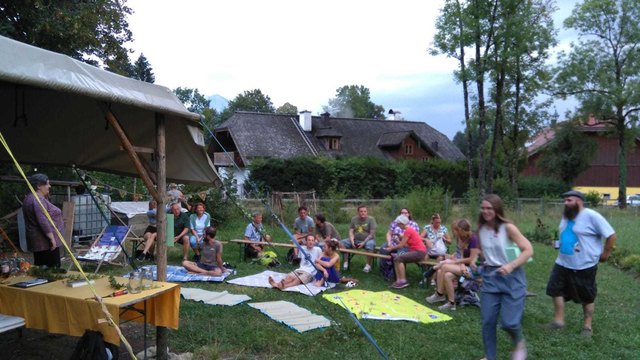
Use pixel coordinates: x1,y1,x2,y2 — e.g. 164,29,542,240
323,290,452,324
134,265,235,282
181,287,251,306
226,270,334,296
247,300,331,332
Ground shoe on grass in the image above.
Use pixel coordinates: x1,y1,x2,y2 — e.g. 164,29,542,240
542,320,565,330
438,302,456,311
426,293,446,304
580,327,593,338
363,264,371,273
390,281,409,289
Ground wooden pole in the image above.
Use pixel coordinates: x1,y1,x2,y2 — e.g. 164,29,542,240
155,113,169,360
104,110,160,202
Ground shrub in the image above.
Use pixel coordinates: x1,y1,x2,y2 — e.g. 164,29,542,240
524,217,554,246
518,176,568,198
584,190,602,207
405,186,448,222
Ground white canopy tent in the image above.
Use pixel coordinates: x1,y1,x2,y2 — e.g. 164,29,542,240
0,35,220,354
0,35,219,185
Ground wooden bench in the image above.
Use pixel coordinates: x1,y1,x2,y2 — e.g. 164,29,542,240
228,239,295,262
228,238,440,269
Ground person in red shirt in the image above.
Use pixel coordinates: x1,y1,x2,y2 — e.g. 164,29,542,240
388,215,427,289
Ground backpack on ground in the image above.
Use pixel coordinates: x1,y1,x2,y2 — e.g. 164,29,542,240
70,330,119,360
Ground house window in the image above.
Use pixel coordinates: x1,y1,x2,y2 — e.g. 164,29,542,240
328,138,340,150
405,144,414,155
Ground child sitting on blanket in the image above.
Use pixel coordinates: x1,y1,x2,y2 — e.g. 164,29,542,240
313,238,341,287
269,235,321,290
182,226,224,276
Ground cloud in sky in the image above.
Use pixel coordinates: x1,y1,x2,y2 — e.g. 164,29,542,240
126,0,580,139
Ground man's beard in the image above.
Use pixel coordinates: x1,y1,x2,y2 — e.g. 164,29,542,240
563,204,579,220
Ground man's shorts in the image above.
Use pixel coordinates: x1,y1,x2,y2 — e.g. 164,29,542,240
197,262,219,271
546,263,598,304
291,269,313,284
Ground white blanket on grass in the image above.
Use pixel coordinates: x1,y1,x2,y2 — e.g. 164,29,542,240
248,300,331,332
226,270,334,296
181,288,251,306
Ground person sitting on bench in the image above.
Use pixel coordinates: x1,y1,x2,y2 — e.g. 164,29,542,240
243,212,271,258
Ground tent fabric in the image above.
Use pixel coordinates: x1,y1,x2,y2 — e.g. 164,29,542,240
0,35,219,184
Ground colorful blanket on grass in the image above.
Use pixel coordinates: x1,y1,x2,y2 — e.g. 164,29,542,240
226,270,334,296
323,290,452,324
133,265,235,282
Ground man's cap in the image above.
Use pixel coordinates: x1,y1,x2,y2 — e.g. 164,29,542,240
395,215,410,225
561,190,585,201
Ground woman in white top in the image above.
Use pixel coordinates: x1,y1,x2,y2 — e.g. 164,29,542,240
471,194,533,360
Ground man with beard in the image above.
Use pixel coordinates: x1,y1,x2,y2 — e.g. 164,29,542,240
544,190,616,338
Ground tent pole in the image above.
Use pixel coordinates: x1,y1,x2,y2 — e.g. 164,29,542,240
155,113,169,360
104,109,160,202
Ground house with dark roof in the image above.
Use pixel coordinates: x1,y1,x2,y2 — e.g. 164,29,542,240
210,111,464,196
521,116,640,202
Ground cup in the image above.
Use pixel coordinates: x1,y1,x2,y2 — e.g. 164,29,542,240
127,270,142,294
141,268,154,289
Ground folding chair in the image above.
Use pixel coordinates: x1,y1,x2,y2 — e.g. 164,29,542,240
76,225,131,273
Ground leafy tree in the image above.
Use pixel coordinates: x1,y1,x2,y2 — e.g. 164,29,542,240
220,89,275,121
132,53,155,83
553,0,640,208
276,102,298,115
431,0,556,195
323,85,385,119
0,0,134,75
173,87,220,139
537,121,598,186
431,0,474,189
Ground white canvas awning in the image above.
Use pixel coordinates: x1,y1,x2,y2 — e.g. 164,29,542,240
0,35,219,185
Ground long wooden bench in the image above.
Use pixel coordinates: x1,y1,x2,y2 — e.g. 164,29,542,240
228,239,439,268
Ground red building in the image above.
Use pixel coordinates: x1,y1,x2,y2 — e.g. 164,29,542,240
522,116,640,201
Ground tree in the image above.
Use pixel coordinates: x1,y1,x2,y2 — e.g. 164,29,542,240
431,0,474,190
554,0,640,208
323,85,385,119
220,89,275,121
173,87,220,139
537,121,598,185
0,0,134,75
431,0,556,194
276,102,298,115
132,53,155,83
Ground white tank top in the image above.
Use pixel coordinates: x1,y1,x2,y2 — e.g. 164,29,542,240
478,223,511,266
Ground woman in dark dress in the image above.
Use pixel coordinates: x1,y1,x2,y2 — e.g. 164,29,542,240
22,173,64,267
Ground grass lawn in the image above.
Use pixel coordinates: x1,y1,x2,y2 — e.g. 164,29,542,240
116,207,639,360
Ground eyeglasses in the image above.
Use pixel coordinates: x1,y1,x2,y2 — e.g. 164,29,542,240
480,206,494,210
400,211,409,214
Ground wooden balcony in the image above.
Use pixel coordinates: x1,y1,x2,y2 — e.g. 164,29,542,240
213,151,243,167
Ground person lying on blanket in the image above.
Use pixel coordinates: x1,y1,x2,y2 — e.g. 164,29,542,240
269,235,321,290
182,226,224,276
313,238,341,287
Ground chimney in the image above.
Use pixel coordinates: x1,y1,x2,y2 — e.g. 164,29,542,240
299,110,312,131
387,109,401,120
